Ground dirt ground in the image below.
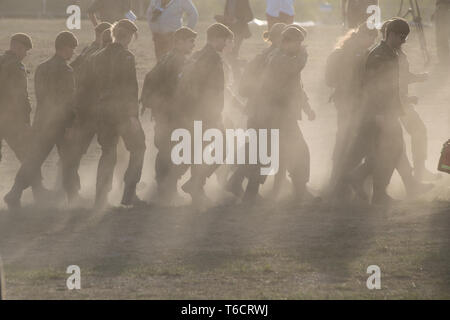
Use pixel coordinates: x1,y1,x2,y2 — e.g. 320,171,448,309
0,18,449,300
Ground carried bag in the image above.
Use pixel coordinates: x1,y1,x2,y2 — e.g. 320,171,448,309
437,139,450,174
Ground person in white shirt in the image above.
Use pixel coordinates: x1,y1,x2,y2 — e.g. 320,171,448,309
147,0,198,61
266,0,295,31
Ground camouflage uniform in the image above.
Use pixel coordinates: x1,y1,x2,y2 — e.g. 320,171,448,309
8,55,76,197
92,42,146,206
141,50,187,198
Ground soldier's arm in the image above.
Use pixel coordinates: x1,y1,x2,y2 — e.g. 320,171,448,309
34,65,47,106
122,53,140,118
56,65,76,125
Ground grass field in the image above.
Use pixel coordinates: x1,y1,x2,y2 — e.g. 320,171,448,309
0,15,449,299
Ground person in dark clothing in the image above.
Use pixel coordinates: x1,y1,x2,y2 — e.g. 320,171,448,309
180,23,234,207
243,27,314,203
325,24,378,195
342,19,411,206
226,22,286,199
56,23,113,206
4,32,78,209
141,27,197,205
91,19,146,209
0,34,52,205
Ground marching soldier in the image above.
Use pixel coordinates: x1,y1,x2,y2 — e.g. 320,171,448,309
0,34,52,205
353,18,410,205
180,23,234,206
88,0,132,27
91,19,146,209
226,22,286,198
4,32,79,209
141,27,197,204
58,23,113,205
342,0,379,29
325,24,378,195
243,27,314,203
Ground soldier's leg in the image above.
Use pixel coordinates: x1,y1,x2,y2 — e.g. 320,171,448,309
372,118,403,205
119,118,146,206
63,122,97,202
285,121,311,199
95,121,119,207
182,122,223,204
154,116,173,196
3,123,47,195
5,125,64,207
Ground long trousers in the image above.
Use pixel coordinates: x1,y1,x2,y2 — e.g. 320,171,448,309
96,117,146,203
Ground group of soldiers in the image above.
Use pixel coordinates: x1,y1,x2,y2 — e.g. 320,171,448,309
0,1,444,210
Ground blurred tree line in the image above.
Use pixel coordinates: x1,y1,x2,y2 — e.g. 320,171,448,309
0,0,439,22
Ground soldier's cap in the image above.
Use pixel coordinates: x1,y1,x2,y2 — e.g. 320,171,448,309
380,19,394,35
281,26,305,43
55,31,78,50
114,19,138,34
95,22,112,35
263,23,287,42
286,24,308,39
386,18,410,36
207,23,234,41
174,27,197,41
10,33,33,50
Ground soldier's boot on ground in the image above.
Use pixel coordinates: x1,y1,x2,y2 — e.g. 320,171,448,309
4,187,23,210
182,176,211,207
241,178,263,204
270,170,289,201
371,191,400,207
225,168,245,198
94,190,109,211
291,178,319,204
347,162,370,202
121,184,146,207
